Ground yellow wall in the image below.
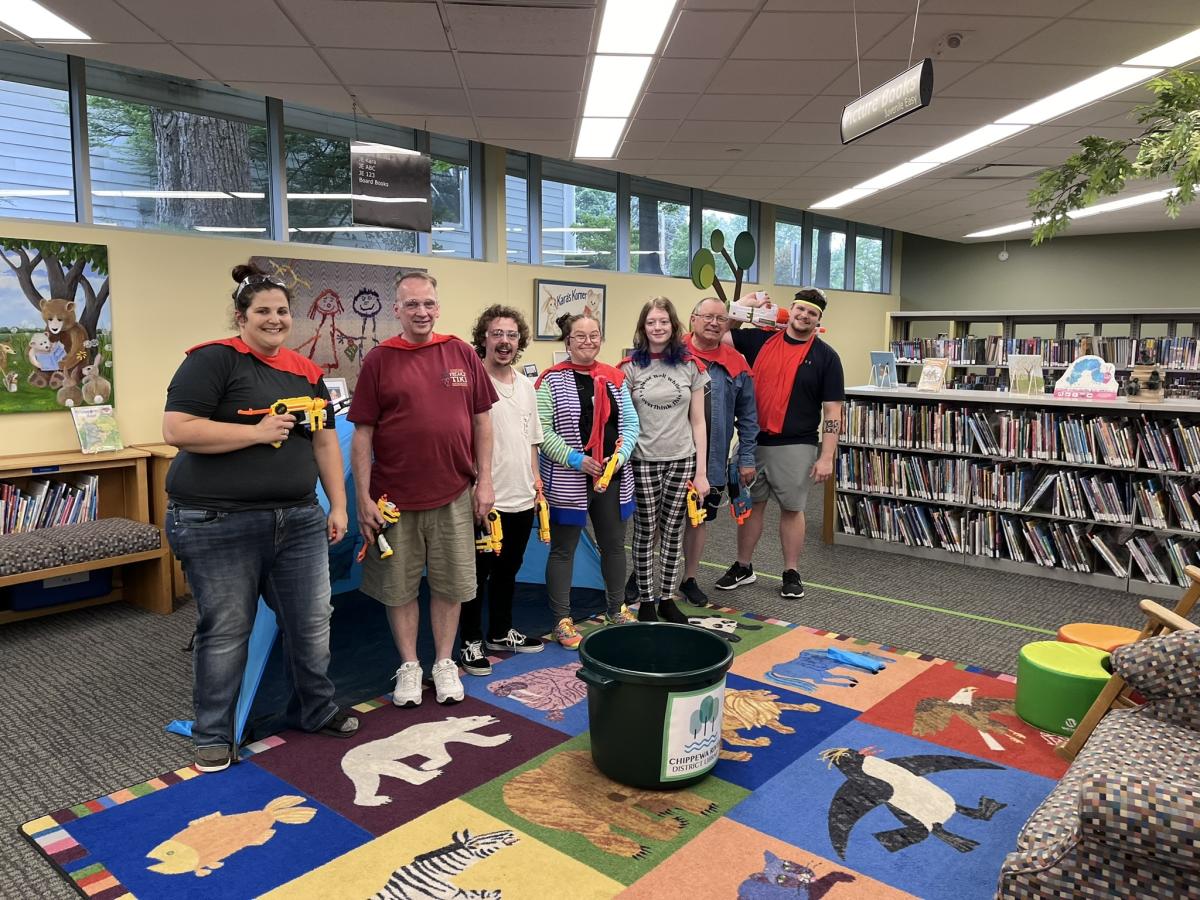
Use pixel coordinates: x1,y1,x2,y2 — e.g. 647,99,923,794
1,219,897,456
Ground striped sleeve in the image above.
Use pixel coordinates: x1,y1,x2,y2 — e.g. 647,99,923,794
537,380,574,466
616,383,640,466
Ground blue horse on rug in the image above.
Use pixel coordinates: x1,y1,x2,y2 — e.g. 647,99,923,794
765,648,892,694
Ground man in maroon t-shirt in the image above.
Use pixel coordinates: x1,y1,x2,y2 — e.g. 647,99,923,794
349,271,497,708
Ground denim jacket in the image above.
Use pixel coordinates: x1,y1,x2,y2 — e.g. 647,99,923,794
703,358,758,486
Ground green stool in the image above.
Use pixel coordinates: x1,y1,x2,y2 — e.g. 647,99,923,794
1016,641,1110,737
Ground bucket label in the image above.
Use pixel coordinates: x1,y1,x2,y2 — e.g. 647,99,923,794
661,677,726,782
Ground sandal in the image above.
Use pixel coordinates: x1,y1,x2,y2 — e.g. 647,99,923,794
318,709,359,738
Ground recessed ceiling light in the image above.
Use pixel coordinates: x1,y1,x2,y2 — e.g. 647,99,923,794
963,187,1183,237
597,0,677,54
583,56,652,119
0,0,90,40
575,118,626,159
914,124,1028,164
857,162,938,192
997,66,1161,126
811,187,878,210
1125,26,1200,66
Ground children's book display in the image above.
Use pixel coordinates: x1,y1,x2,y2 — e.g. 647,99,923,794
1006,354,1044,396
1052,356,1118,401
70,404,123,454
915,358,948,392
869,351,898,388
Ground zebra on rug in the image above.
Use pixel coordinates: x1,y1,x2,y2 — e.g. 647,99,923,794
370,829,518,899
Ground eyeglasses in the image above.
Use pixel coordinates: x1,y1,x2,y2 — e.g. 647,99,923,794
400,299,439,311
694,313,729,324
235,274,286,300
571,333,602,344
488,329,520,340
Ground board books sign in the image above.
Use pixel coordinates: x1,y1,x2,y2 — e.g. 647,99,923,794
350,141,431,232
1053,355,1118,401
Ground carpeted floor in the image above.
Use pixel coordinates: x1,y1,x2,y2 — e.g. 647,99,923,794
0,491,1146,899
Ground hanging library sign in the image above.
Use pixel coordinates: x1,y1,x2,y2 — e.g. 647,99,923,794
350,141,432,232
841,58,934,144
1053,356,1119,401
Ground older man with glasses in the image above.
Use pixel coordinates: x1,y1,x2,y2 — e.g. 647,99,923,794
677,296,759,606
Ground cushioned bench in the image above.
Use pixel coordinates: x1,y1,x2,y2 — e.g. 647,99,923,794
0,518,162,578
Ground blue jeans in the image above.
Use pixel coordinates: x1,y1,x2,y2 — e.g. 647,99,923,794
166,502,339,749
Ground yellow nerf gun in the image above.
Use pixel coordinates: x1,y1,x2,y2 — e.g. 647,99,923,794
685,481,707,527
476,509,503,554
356,495,400,562
594,437,623,493
238,396,329,447
534,481,550,543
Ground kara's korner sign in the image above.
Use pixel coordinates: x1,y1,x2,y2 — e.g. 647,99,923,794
840,58,934,144
350,141,431,231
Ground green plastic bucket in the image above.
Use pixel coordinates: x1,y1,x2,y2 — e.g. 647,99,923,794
577,622,734,789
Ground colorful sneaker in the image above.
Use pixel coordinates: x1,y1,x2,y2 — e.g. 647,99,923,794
485,629,544,654
605,604,637,625
432,658,465,704
553,617,583,650
715,561,755,590
459,640,492,676
781,569,805,599
194,745,232,773
679,577,709,606
392,661,423,707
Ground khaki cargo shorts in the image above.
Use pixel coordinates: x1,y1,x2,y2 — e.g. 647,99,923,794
360,487,477,604
748,443,820,512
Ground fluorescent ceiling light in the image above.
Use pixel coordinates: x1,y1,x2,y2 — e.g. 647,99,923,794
858,162,939,191
0,188,70,197
0,0,90,40
964,187,1183,237
584,55,652,119
93,190,230,199
914,124,1028,164
1125,26,1200,66
597,0,677,54
575,118,626,158
963,220,1036,239
194,226,266,233
997,66,1160,126
811,187,878,210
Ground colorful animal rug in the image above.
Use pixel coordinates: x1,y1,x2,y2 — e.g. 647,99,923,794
22,606,1068,899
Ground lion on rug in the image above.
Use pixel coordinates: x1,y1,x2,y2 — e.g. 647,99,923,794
721,688,820,761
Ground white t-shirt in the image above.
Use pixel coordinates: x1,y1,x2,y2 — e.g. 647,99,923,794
489,369,543,512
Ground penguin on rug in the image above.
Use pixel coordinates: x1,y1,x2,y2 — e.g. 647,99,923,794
818,746,1007,859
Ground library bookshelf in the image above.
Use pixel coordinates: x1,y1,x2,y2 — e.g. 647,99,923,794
831,386,1200,600
887,308,1200,393
0,448,171,624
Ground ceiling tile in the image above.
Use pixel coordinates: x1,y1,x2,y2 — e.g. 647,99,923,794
829,144,916,163
374,115,478,138
997,125,1077,147
638,93,699,118
660,141,758,159
712,175,796,191
824,59,980,94
864,14,1056,63
747,143,841,162
710,59,844,94
998,20,1187,65
458,54,585,91
285,0,449,49
181,45,336,83
470,90,579,118
919,1,1084,18
1069,0,1200,25
618,141,666,159
1038,125,1144,148
69,44,213,81
790,94,855,123
477,118,575,141
496,139,572,158
763,0,918,9
324,50,459,87
229,82,354,111
991,147,1076,165
444,4,595,54
664,11,757,59
646,159,735,175
728,159,819,176
689,94,810,122
939,63,1101,100
764,121,844,144
683,0,760,9
345,86,471,115
38,0,160,42
646,58,722,93
623,119,681,141
115,0,307,45
855,121,993,147
731,12,906,60
675,120,784,142
804,160,901,178
1048,100,1141,128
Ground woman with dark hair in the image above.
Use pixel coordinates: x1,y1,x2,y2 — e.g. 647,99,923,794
535,310,640,648
162,261,357,774
621,297,709,623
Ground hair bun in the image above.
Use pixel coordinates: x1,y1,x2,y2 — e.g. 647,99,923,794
555,312,572,330
231,262,264,284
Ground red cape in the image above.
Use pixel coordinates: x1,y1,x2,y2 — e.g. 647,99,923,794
379,333,456,351
684,333,750,378
186,337,322,385
535,359,626,389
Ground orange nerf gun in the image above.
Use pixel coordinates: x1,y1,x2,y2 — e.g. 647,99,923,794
594,437,623,493
534,481,550,543
356,495,400,562
685,481,707,527
476,509,503,554
238,396,329,448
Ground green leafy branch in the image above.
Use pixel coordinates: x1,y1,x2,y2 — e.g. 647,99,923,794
1028,69,1200,244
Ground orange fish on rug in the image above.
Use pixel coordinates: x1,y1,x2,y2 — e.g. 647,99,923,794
145,794,316,877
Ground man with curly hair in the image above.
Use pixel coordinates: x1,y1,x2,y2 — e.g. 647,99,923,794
459,305,545,675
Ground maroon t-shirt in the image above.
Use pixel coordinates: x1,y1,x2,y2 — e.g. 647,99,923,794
348,334,497,510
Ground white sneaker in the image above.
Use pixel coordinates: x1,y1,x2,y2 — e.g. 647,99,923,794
431,658,465,704
392,661,423,707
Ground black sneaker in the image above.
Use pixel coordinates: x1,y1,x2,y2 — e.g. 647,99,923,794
679,578,709,607
194,745,232,773
637,600,659,622
459,640,492,676
781,569,805,599
485,629,544,654
715,562,755,590
657,596,690,624
318,709,360,738
624,572,638,603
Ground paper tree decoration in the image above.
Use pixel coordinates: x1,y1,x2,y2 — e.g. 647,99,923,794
690,229,756,304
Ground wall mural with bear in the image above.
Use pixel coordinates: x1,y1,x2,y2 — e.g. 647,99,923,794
0,238,112,414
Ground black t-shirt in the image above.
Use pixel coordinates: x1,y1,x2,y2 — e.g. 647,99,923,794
574,370,619,458
164,345,333,510
731,328,844,446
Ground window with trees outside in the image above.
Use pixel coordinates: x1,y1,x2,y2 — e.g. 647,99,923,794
505,151,529,263
854,223,885,292
86,61,269,234
0,48,74,222
428,134,472,259
630,178,690,278
702,194,750,283
774,215,804,286
810,216,846,290
540,160,617,271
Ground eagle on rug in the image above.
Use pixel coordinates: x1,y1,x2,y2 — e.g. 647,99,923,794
818,746,1006,859
912,686,1026,752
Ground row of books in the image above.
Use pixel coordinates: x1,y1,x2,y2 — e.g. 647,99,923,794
0,476,99,534
844,400,1200,473
1126,534,1200,587
891,335,1200,372
891,336,1005,365
1131,337,1200,371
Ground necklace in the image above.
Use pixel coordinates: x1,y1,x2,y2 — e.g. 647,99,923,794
491,371,516,399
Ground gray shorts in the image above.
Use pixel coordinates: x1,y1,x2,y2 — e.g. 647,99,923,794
749,443,820,512
360,487,476,604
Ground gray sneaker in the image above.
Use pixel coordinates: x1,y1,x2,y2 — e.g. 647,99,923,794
393,661,424,707
194,745,232,773
432,658,465,704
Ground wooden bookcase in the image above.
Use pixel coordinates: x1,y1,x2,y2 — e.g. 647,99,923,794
829,386,1200,600
0,448,172,624
135,442,188,601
